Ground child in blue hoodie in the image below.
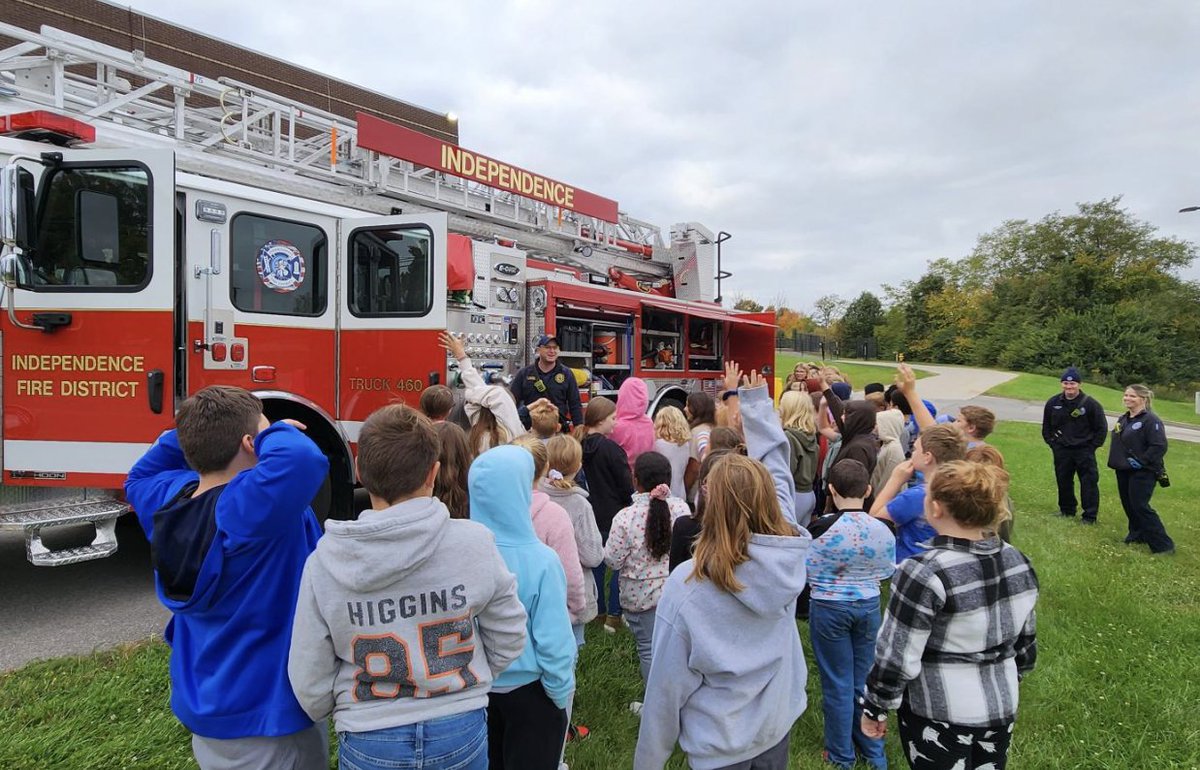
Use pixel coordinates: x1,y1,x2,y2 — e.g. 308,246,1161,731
635,366,811,770
124,386,328,769
469,445,577,770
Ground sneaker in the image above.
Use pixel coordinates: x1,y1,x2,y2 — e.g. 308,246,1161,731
568,724,590,742
1080,518,1097,525
603,616,621,634
1152,547,1177,556
629,701,643,716
1054,511,1076,518
591,614,608,627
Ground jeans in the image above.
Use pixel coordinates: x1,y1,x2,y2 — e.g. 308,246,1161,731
624,607,657,683
339,709,487,770
592,563,621,617
809,597,886,769
707,732,790,770
1052,446,1100,520
1115,469,1175,553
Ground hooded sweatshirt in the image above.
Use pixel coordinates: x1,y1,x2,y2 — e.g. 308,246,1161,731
580,432,635,534
610,377,655,472
635,384,811,770
530,490,587,622
123,423,326,739
287,497,528,733
541,481,604,624
457,354,525,452
468,446,576,709
822,392,880,512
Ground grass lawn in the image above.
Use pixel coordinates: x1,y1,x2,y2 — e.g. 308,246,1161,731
987,372,1200,427
775,353,930,390
3,423,1198,768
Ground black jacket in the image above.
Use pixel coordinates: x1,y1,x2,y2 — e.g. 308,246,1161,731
511,362,584,427
580,433,634,534
1042,392,1107,450
822,390,880,511
668,515,701,573
1107,410,1167,472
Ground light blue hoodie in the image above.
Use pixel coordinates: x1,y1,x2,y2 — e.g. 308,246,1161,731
468,445,576,708
635,384,811,770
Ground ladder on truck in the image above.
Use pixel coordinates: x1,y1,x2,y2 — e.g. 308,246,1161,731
0,22,680,278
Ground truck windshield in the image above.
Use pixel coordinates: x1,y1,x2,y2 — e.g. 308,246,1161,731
32,165,150,290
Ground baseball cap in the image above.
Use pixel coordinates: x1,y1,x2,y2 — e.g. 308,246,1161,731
535,334,559,347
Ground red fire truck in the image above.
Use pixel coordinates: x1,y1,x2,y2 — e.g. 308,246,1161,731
0,23,775,566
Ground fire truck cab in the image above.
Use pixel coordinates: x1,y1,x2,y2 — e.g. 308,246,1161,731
0,23,775,566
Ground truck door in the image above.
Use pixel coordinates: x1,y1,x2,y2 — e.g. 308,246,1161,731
338,213,448,431
2,149,176,487
727,311,778,396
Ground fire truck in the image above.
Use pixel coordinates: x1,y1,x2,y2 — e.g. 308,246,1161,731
0,23,776,566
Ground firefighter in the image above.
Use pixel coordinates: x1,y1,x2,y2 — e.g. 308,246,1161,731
512,335,585,430
1042,366,1107,523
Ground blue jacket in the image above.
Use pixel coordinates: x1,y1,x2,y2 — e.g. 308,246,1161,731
467,445,576,708
124,423,327,738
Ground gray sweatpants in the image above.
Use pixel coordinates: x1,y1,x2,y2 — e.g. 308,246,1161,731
191,721,328,770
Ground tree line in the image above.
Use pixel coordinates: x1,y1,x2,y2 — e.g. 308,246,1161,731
737,198,1200,394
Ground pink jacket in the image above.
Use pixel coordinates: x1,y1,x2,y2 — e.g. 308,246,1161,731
530,490,587,623
609,377,654,472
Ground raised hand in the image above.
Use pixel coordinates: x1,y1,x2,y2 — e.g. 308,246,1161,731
723,361,743,392
438,331,467,360
741,370,768,390
895,363,917,394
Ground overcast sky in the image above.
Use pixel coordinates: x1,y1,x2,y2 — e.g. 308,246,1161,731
128,0,1200,313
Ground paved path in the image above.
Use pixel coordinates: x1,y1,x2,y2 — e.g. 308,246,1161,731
0,518,168,671
830,359,1200,443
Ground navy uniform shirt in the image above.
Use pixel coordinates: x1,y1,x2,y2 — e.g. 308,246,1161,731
511,361,584,427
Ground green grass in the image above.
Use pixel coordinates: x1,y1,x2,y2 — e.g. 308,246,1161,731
776,353,931,390
3,423,1198,768
986,372,1200,427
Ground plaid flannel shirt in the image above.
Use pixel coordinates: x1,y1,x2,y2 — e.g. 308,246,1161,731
862,535,1039,728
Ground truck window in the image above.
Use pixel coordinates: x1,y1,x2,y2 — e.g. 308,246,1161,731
32,165,150,290
230,213,327,316
348,225,433,317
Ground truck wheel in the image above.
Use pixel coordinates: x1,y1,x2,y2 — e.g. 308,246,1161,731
655,397,686,416
310,473,333,526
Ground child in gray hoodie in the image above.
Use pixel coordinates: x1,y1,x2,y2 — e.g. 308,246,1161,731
287,405,527,770
634,366,812,770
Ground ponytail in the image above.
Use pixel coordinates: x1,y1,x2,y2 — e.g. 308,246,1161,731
635,452,673,560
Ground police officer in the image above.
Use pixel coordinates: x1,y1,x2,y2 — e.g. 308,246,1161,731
1106,384,1174,554
511,334,584,430
1042,366,1107,523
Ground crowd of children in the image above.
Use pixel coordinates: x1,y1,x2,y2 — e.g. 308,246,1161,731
126,346,1039,770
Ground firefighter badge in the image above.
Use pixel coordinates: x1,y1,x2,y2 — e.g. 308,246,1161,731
554,373,565,384
256,240,306,293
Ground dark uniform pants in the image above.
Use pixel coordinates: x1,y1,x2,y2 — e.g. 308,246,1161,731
1114,469,1175,553
1052,446,1099,520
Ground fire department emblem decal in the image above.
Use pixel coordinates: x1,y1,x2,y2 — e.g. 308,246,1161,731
256,240,306,293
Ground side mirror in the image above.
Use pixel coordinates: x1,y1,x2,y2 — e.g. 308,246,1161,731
1,252,20,289
1,164,35,253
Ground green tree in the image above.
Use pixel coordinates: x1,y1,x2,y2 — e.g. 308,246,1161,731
839,291,884,355
732,295,764,313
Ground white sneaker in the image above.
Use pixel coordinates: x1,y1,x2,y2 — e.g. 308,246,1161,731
629,701,643,716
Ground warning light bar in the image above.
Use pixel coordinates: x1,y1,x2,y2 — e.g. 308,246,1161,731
0,111,96,145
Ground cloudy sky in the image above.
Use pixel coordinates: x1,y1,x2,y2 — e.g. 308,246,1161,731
129,0,1200,313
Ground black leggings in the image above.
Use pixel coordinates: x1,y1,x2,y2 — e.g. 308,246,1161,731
897,703,1013,769
487,682,567,770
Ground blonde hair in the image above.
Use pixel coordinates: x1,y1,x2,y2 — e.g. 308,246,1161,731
690,454,795,593
1126,383,1154,411
654,406,691,445
917,423,967,465
545,434,582,490
928,460,1011,529
529,400,561,438
778,391,816,434
511,434,549,483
